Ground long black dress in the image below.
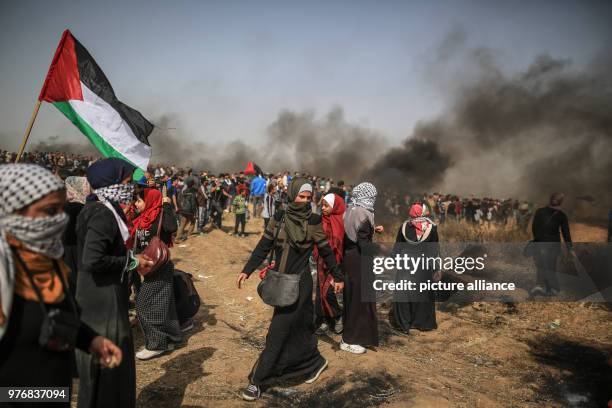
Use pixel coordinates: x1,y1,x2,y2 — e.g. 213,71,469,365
390,223,439,333
241,210,339,387
134,204,182,351
75,202,135,408
63,201,84,296
0,294,97,408
342,217,379,347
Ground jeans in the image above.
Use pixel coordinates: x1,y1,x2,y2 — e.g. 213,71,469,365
252,195,264,218
198,205,209,230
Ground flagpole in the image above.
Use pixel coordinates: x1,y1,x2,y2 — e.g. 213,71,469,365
15,100,42,163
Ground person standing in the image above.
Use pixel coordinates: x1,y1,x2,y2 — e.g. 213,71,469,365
250,174,267,218
0,164,123,408
314,193,345,334
235,178,342,401
63,176,90,295
75,158,154,408
130,188,182,360
390,203,441,334
262,183,277,229
530,192,573,296
231,189,248,237
196,179,209,233
341,182,382,354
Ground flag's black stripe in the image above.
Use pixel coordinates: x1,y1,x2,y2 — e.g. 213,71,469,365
73,38,153,146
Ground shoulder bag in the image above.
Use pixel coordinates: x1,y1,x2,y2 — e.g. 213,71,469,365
257,215,303,307
138,209,170,277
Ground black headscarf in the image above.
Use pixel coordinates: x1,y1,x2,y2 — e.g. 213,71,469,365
86,158,136,189
285,177,313,249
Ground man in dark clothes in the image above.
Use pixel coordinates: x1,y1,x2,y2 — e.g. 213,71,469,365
531,192,573,296
209,178,230,230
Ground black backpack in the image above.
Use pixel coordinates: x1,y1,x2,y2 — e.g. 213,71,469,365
173,269,201,322
179,189,196,214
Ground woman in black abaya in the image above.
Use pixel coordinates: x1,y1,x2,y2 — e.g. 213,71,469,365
390,202,441,333
236,177,342,401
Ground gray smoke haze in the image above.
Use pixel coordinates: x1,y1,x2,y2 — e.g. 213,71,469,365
147,107,387,181
7,33,612,213
365,48,612,210
29,135,98,156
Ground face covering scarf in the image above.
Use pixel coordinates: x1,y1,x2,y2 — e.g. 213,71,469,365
0,212,68,259
93,183,134,242
93,183,134,205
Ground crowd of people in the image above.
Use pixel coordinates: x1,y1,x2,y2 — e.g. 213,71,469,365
0,150,580,405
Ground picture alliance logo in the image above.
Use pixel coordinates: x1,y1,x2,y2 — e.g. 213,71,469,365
372,254,488,275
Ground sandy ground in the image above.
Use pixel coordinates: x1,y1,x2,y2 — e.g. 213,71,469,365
127,214,611,408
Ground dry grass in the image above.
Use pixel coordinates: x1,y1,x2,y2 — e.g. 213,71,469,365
378,219,530,243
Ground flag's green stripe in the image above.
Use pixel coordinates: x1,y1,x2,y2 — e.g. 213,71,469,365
53,101,144,181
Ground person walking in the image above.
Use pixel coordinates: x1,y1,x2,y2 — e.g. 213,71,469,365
176,179,198,243
235,178,342,401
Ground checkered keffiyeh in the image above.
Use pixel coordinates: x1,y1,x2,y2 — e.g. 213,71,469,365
0,163,66,342
0,164,65,216
350,182,377,212
94,183,134,205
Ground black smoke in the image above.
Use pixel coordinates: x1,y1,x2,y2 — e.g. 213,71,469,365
364,49,612,209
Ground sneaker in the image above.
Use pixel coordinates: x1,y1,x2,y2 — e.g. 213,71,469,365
180,319,194,332
530,285,545,296
333,318,343,334
305,359,328,384
241,384,261,401
136,348,165,360
315,322,329,335
340,341,366,354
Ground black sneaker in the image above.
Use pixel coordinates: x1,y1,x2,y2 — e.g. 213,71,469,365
305,359,328,384
241,384,261,401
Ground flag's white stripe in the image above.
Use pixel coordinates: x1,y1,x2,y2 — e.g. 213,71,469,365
69,82,151,170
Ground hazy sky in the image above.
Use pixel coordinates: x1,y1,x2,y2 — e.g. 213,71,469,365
1,0,610,150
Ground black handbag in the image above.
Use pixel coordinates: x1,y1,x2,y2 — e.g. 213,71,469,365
257,215,304,307
13,251,80,352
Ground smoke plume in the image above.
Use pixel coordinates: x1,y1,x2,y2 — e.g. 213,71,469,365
365,48,612,209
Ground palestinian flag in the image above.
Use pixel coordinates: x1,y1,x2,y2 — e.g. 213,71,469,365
38,29,152,176
244,161,264,176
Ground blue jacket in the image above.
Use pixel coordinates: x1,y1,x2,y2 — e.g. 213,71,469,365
250,176,266,196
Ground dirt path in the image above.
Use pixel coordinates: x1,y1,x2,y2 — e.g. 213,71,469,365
133,215,612,407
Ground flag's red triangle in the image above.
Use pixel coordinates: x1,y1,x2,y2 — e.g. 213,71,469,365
38,29,83,102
